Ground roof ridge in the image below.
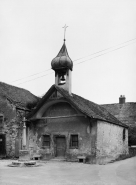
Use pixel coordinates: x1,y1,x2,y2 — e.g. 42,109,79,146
0,81,37,97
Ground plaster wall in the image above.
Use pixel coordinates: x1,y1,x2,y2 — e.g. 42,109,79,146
96,120,128,164
28,102,97,162
101,103,136,145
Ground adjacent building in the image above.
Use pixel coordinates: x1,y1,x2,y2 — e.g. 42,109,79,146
102,95,136,146
0,82,39,158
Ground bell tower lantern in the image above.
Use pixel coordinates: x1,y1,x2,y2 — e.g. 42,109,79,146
51,40,73,94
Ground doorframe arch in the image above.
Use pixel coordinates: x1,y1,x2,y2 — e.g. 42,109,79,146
34,99,80,118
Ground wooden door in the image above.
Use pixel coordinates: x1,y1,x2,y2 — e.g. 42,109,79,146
0,134,6,157
56,137,66,157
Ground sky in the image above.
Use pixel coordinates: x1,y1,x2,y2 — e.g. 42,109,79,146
0,0,136,104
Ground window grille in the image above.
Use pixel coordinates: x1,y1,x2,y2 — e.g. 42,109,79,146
70,135,78,148
43,135,50,147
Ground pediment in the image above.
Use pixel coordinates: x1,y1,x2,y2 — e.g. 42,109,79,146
28,85,83,120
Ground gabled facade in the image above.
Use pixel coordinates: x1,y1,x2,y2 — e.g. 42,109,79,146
27,41,128,164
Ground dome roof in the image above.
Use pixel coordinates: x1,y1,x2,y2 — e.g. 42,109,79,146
51,42,73,71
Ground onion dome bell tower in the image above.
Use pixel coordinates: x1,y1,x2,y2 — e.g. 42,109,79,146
51,40,73,94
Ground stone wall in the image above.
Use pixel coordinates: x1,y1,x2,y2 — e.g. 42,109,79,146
96,120,128,164
0,115,24,158
0,96,25,158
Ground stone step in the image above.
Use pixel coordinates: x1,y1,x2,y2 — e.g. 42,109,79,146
8,160,39,167
50,157,66,162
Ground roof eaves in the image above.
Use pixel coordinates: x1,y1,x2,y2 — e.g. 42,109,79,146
55,86,128,128
27,85,55,118
55,86,94,118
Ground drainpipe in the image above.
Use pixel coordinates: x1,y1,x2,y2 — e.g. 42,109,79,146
22,117,26,149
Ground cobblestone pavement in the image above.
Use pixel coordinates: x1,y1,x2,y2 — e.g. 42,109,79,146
0,157,136,185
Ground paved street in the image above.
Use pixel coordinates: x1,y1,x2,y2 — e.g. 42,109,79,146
0,157,136,185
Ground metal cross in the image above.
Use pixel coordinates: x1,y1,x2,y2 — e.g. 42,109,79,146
62,24,68,41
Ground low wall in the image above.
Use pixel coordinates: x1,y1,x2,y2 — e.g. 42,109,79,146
129,146,136,156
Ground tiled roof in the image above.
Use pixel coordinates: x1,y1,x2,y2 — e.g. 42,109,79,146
0,82,39,109
28,85,127,127
55,86,127,127
101,103,136,126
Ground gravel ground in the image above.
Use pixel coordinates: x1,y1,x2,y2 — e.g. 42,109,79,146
0,157,136,185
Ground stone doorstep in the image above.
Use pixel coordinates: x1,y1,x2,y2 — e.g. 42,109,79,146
77,156,86,159
8,160,40,167
12,161,36,165
50,157,66,162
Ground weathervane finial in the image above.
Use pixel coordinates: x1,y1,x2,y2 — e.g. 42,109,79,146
62,24,68,42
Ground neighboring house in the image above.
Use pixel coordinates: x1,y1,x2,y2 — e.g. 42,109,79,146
26,40,128,164
101,96,136,146
0,82,39,158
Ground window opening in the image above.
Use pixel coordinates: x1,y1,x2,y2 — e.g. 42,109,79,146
70,135,78,148
43,135,50,147
123,129,125,141
0,115,4,128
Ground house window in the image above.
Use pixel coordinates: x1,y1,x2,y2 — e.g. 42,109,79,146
123,128,126,141
0,115,4,128
70,135,78,148
42,135,50,147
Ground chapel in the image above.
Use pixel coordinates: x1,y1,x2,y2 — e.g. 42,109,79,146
26,39,128,164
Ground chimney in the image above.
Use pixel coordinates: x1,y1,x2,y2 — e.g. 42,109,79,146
119,95,126,104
